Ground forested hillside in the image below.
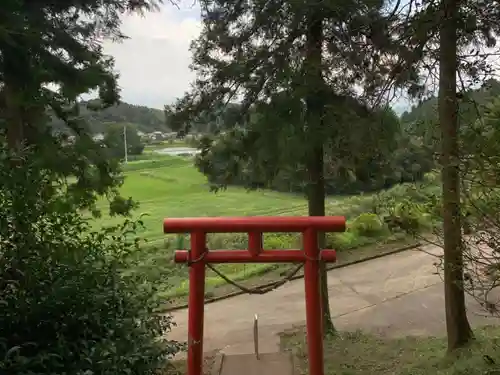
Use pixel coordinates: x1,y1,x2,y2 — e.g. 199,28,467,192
50,100,168,134
400,79,500,127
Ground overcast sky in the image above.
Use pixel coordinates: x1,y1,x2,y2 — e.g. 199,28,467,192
101,2,202,109
103,2,411,113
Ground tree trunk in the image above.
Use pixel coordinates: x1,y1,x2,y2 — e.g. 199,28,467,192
4,83,24,150
439,0,473,351
305,6,335,336
307,143,336,335
1,41,33,151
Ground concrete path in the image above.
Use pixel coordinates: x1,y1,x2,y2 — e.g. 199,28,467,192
218,352,294,375
167,244,500,356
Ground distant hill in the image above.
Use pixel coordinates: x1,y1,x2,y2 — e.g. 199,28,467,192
50,100,169,135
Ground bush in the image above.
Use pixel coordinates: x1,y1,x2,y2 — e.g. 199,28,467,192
0,150,182,375
383,200,435,234
350,213,386,237
326,231,365,250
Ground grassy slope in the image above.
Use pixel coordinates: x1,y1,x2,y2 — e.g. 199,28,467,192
281,326,500,375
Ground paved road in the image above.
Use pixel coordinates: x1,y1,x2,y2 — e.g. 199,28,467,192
167,244,500,356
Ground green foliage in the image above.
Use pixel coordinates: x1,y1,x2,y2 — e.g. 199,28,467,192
350,213,386,237
166,102,244,135
0,0,162,217
386,87,500,243
399,80,500,161
0,149,182,375
460,95,500,223
0,0,160,138
104,123,145,159
457,95,500,233
0,130,136,217
325,212,395,251
387,0,500,102
375,181,440,235
401,79,500,133
464,188,500,225
461,97,500,184
168,0,418,131
326,231,369,251
193,118,434,196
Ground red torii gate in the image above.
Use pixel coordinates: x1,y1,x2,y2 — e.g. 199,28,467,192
163,216,346,375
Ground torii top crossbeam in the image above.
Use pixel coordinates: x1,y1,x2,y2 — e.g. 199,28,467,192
163,215,346,233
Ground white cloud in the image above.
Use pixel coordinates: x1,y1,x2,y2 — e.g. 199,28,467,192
102,3,202,109
103,3,500,114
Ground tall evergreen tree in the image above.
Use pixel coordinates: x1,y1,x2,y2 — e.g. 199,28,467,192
168,0,406,333
438,0,474,350
0,0,161,215
386,0,500,351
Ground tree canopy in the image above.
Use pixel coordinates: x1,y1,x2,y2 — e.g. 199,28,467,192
104,123,145,159
194,104,434,195
0,0,162,216
0,1,184,374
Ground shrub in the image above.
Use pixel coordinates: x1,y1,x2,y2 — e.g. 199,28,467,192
0,150,182,375
326,231,365,250
350,213,386,237
382,199,434,234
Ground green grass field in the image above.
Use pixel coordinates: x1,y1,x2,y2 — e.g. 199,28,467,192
92,155,428,301
96,155,309,242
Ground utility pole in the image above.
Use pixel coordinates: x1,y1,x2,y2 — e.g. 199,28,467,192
123,124,128,163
